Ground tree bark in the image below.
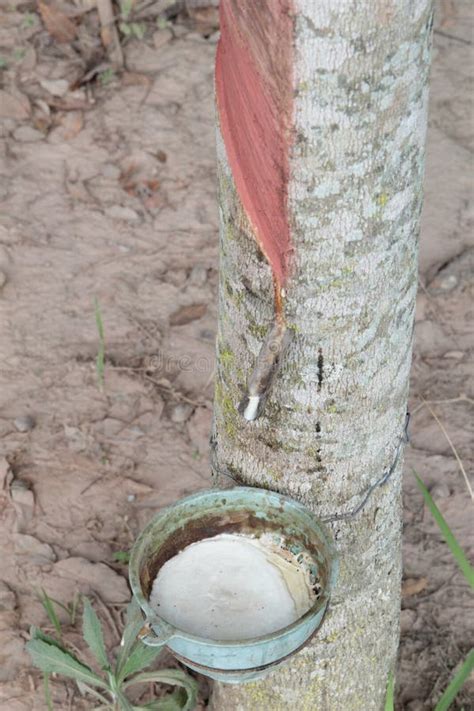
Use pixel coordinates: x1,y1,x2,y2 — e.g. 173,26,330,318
211,1,433,709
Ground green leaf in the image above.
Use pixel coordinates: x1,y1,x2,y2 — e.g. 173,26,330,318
26,639,108,690
117,639,162,683
130,22,146,39
70,592,81,625
113,550,131,564
76,680,110,705
120,21,132,37
415,473,474,589
384,670,394,711
120,0,133,20
30,626,67,652
44,593,80,625
115,599,146,678
434,650,474,711
43,673,53,711
134,689,189,711
99,68,116,86
124,670,198,711
82,598,110,670
116,687,135,711
156,17,170,31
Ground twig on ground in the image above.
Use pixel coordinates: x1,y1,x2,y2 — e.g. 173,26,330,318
80,474,104,495
411,394,474,416
143,374,204,406
418,396,473,502
97,0,124,68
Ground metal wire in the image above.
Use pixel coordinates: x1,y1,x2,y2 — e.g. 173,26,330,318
321,412,411,524
211,412,411,523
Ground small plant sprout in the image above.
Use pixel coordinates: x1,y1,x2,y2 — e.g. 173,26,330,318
13,47,26,61
38,589,81,633
94,297,105,389
99,68,116,87
119,21,146,40
113,550,131,565
21,12,36,29
38,588,63,639
27,597,198,710
119,0,146,40
156,17,171,31
119,0,133,20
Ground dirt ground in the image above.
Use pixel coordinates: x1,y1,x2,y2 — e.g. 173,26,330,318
0,1,472,709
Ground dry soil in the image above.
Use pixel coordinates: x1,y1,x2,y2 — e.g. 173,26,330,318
0,1,472,709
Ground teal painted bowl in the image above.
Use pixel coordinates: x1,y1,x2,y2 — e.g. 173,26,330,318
129,487,337,683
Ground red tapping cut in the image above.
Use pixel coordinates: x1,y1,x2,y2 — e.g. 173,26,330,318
215,0,293,290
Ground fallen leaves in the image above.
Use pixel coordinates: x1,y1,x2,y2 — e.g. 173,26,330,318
402,577,428,597
119,164,165,209
170,304,207,326
39,78,70,98
38,1,77,43
121,71,152,88
57,110,84,140
97,0,124,68
186,3,220,35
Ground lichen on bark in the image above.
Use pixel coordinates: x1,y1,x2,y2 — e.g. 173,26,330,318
211,1,434,708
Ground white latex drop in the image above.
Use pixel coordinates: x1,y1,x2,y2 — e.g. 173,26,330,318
149,533,314,641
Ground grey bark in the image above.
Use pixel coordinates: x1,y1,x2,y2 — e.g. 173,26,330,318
211,1,434,709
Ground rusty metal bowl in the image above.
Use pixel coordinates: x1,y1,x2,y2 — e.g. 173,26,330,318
129,487,337,683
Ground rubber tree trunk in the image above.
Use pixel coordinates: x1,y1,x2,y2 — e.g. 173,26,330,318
211,1,433,709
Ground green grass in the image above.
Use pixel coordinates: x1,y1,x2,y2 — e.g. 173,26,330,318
384,671,394,711
434,650,474,711
43,673,53,711
38,589,81,634
415,473,474,589
386,472,474,709
38,589,63,639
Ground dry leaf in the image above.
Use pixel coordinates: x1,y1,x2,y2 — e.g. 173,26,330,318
170,304,207,326
38,0,77,43
187,4,220,33
402,577,428,597
96,0,124,67
47,94,91,111
121,72,152,88
39,78,70,97
59,110,84,139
